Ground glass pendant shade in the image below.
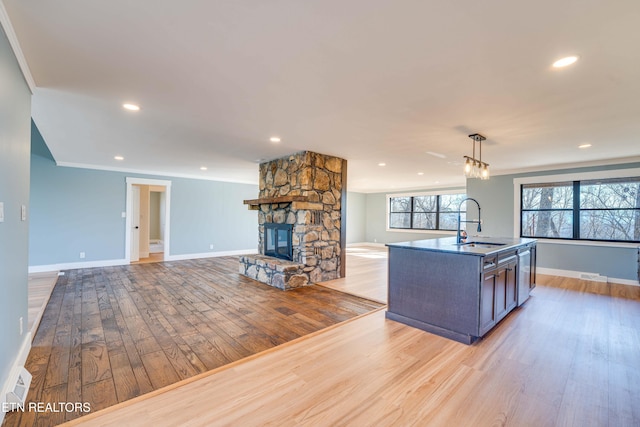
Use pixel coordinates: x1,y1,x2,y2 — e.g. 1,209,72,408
481,164,490,180
464,158,473,176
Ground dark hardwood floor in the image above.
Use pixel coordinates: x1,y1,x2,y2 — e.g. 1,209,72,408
3,257,383,426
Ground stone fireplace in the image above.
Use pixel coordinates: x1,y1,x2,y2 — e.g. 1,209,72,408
239,151,347,289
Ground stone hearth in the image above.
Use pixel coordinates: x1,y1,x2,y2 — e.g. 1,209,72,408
240,151,346,289
238,255,307,290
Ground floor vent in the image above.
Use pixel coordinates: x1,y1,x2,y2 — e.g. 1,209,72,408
4,367,31,411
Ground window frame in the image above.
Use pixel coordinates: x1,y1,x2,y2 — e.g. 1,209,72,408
520,181,576,240
386,189,467,233
514,168,640,247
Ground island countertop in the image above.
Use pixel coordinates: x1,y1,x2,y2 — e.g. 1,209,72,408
386,236,537,256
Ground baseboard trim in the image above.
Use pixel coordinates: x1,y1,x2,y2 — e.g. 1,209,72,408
28,259,128,273
28,250,260,272
537,267,639,287
347,242,387,248
0,333,32,424
165,248,258,262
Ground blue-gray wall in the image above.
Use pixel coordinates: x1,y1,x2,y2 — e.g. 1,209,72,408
467,162,640,281
346,192,367,243
359,170,639,282
0,25,31,406
30,128,259,266
364,188,465,244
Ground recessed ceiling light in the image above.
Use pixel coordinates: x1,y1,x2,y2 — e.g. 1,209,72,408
122,103,140,111
270,137,281,143
200,166,208,170
114,156,124,161
378,162,386,167
578,143,592,149
552,56,579,68
426,151,447,159
417,172,424,176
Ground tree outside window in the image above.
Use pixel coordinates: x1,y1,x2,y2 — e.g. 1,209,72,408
521,177,640,242
389,193,466,231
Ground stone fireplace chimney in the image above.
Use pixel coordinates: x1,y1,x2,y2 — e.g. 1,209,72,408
240,151,347,289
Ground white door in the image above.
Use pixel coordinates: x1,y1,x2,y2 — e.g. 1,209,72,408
131,185,140,262
125,177,172,262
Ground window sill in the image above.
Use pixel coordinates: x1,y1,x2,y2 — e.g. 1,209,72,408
530,238,639,249
386,228,457,235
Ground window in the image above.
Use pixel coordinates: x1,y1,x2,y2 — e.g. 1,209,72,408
389,197,412,229
521,182,574,239
521,177,640,243
389,193,467,231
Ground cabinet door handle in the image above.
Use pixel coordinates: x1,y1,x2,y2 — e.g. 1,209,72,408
506,267,513,271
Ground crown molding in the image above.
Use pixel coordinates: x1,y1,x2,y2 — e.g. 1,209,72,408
55,161,259,186
0,1,35,92
493,155,640,177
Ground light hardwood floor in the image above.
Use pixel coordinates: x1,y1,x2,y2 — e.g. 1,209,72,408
27,271,59,336
130,252,164,264
321,245,388,303
64,251,640,427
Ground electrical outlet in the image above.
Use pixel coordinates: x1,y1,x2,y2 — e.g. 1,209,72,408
121,211,126,218
21,205,27,221
0,202,4,222
209,244,214,250
79,252,85,259
19,317,23,335
374,238,377,243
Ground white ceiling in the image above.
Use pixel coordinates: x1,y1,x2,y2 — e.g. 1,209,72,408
4,0,640,192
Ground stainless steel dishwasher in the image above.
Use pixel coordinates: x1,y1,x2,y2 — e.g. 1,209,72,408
517,248,531,306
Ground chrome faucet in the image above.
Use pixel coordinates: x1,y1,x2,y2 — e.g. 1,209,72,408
456,197,482,243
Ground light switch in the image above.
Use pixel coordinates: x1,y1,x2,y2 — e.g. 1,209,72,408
21,205,27,221
0,202,4,222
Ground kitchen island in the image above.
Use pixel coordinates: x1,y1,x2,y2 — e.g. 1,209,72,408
386,236,537,344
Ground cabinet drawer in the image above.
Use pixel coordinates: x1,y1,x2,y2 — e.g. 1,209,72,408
483,255,497,270
498,250,517,266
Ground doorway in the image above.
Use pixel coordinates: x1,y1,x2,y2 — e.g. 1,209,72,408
125,178,171,264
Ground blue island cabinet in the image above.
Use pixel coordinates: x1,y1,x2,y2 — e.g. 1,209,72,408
385,236,536,344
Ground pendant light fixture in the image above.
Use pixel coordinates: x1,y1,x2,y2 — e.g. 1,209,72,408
463,133,490,180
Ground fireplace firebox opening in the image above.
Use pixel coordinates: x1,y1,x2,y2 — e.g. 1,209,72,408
264,223,293,261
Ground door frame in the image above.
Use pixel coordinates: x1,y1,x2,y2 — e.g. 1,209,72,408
130,185,141,262
125,177,172,262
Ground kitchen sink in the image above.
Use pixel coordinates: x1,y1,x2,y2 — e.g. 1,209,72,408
454,242,507,249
